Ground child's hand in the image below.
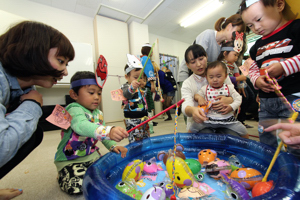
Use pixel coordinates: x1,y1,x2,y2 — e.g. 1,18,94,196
255,76,275,93
267,63,284,78
194,94,207,106
218,105,233,115
131,80,140,90
236,75,247,82
191,107,208,123
109,126,129,142
113,146,128,158
211,96,233,111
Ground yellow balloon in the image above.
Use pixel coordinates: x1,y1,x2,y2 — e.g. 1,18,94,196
122,159,144,182
166,156,194,188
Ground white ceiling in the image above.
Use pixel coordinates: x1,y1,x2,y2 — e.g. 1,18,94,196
29,0,241,44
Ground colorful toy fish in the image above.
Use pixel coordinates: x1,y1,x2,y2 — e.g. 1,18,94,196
141,186,166,200
154,179,174,198
115,179,143,200
221,173,250,200
185,158,201,175
143,157,163,174
198,149,217,166
228,155,244,171
230,168,263,190
205,160,231,179
177,186,206,199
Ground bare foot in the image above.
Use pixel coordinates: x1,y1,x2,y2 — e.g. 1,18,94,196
0,188,23,200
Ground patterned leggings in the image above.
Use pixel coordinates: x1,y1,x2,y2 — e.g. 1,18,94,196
125,117,150,143
58,160,94,194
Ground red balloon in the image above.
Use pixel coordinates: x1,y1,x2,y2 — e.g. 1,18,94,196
252,180,274,197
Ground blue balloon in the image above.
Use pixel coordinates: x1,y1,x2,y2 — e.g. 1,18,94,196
83,133,300,200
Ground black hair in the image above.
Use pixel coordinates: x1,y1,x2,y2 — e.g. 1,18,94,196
124,64,142,76
205,61,227,76
141,43,151,56
217,41,236,61
70,71,96,94
0,21,75,77
184,44,207,64
239,0,278,14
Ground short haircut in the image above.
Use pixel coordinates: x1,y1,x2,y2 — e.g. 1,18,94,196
206,61,227,75
184,44,207,64
141,45,151,56
217,41,236,61
124,64,142,75
70,71,97,94
214,14,246,33
0,21,75,77
239,0,278,14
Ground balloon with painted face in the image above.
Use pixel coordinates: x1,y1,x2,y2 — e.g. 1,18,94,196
115,179,143,200
122,159,144,182
143,157,163,174
198,149,217,166
141,186,166,200
154,181,174,198
166,156,194,188
185,158,201,175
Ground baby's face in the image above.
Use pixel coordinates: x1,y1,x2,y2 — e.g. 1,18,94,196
206,65,227,88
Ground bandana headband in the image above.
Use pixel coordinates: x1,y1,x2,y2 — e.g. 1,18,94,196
221,47,234,52
246,0,259,7
70,79,98,89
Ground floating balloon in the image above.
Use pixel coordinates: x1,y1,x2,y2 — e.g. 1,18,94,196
198,149,217,166
252,180,274,197
143,157,163,174
205,160,231,179
157,144,185,165
230,168,263,189
185,158,201,175
166,156,194,188
122,159,144,182
178,187,206,199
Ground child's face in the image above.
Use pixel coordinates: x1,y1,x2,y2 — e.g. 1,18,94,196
225,51,239,63
241,1,284,36
126,69,141,84
75,85,102,111
139,76,147,88
206,65,227,88
186,50,207,77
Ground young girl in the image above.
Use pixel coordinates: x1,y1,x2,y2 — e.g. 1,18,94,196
178,14,246,83
55,71,128,195
218,41,255,128
181,44,234,133
191,61,249,138
0,21,75,199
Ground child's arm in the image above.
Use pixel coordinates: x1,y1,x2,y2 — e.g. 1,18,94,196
249,61,274,93
102,140,128,158
267,54,300,78
68,106,128,142
121,81,139,99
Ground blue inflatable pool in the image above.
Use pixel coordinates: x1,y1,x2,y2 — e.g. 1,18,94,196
83,133,300,199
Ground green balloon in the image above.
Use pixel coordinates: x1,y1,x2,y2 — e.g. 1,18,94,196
185,158,201,175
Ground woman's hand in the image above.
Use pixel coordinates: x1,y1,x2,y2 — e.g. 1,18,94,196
191,107,208,123
21,90,43,106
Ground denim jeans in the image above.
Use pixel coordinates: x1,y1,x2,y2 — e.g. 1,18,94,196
259,95,300,159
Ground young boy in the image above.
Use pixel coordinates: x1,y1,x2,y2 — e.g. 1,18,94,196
121,54,150,143
192,61,248,138
240,0,300,157
54,71,128,195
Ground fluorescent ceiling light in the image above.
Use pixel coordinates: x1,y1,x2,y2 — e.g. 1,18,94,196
180,0,224,28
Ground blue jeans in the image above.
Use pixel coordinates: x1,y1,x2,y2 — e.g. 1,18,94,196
259,95,300,159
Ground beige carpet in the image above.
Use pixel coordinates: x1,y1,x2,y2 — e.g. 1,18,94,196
1,115,259,200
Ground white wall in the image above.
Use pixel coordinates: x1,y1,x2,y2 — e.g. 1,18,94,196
0,0,190,122
0,0,95,106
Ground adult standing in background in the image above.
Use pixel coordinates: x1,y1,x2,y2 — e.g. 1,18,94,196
0,21,75,199
177,14,246,83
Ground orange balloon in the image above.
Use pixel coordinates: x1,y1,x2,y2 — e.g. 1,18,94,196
252,180,274,197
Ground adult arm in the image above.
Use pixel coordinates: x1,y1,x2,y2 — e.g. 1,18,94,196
0,99,42,168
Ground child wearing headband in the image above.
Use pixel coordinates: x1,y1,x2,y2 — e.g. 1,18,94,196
240,0,300,158
121,54,150,143
54,71,128,195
